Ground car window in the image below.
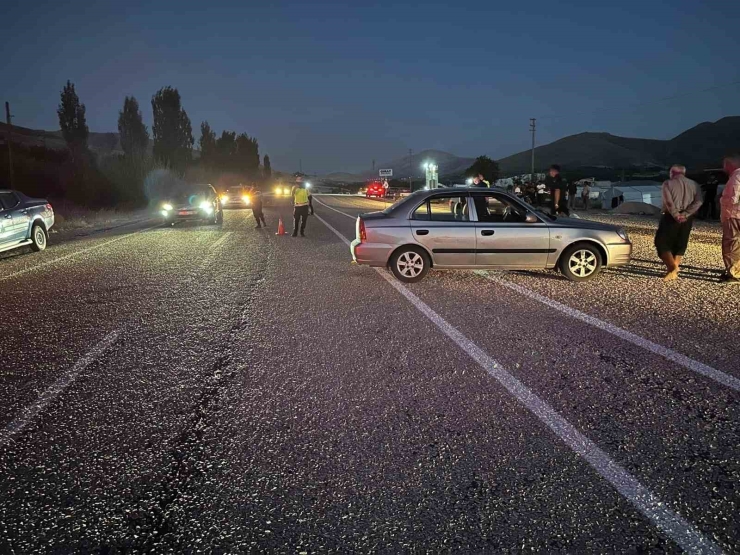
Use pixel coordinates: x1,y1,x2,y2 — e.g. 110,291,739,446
412,201,429,220
429,194,469,222
472,194,526,223
0,192,19,210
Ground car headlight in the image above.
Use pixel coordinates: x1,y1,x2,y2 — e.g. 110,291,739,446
200,201,213,214
162,203,173,211
616,228,629,242
274,187,282,195
243,195,250,205
221,195,229,202
283,187,290,195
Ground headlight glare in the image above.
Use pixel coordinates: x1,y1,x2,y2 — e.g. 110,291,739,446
162,203,173,211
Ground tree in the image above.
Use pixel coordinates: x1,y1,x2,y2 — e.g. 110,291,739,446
118,96,148,158
151,86,193,173
199,121,217,165
465,155,500,183
236,133,259,176
57,80,89,162
263,155,272,179
216,130,237,169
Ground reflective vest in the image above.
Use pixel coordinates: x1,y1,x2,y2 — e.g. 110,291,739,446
294,188,309,206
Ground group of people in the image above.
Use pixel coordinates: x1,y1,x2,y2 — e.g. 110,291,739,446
510,168,591,213
654,153,740,284
246,176,314,237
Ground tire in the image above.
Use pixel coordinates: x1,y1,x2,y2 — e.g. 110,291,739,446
389,246,430,283
30,223,47,252
559,243,602,282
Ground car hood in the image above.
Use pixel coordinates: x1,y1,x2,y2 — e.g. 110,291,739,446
549,216,621,232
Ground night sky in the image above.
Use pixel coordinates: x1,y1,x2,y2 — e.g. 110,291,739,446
2,0,739,174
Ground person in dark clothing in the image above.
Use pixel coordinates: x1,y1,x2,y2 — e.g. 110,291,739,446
250,188,267,228
568,180,577,210
545,165,568,215
700,175,719,220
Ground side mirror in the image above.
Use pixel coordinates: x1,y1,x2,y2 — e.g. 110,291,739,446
525,213,538,223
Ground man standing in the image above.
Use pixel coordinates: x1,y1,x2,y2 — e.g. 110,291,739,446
700,174,719,220
471,175,487,187
250,187,266,229
719,153,740,284
654,165,702,281
581,182,591,211
568,180,578,210
291,178,311,237
545,165,568,215
477,173,490,188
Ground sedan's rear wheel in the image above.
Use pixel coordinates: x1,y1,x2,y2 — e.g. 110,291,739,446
390,246,430,283
559,243,601,282
30,223,47,252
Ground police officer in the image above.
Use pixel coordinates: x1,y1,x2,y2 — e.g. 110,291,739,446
291,177,312,237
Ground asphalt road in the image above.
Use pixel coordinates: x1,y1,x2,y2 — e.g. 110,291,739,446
1,195,738,553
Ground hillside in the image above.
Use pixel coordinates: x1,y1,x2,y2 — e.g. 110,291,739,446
497,116,740,174
361,149,475,180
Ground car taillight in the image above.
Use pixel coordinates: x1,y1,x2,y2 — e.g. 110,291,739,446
359,218,366,242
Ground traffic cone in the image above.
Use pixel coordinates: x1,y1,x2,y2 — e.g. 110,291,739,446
275,217,286,235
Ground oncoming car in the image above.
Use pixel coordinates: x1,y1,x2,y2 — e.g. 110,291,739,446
220,186,251,208
351,188,632,283
0,190,54,255
273,185,292,197
161,184,223,225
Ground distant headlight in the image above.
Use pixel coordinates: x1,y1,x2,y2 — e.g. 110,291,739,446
162,203,173,211
283,187,290,195
200,201,213,214
616,228,629,242
243,195,250,205
274,187,282,195
221,195,229,202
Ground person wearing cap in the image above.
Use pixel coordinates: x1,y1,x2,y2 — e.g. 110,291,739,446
290,177,312,237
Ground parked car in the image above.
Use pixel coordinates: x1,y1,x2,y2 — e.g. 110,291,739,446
351,188,632,283
0,190,54,255
160,184,223,225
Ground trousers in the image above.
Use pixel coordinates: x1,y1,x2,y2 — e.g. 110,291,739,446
293,205,309,235
722,218,740,278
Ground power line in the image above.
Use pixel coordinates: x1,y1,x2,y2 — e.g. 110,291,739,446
536,79,740,124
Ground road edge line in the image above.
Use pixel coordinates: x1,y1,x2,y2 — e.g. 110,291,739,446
1,222,163,282
0,330,121,445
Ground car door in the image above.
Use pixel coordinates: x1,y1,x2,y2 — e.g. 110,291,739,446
470,191,551,268
409,192,476,267
0,192,27,243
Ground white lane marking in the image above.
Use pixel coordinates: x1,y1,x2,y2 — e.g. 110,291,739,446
315,199,740,394
1,222,163,282
477,271,740,394
0,330,121,445
313,196,362,219
198,232,233,271
313,209,722,554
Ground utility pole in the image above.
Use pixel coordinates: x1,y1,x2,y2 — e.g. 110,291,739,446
408,148,413,192
372,159,375,174
299,158,302,174
529,118,536,182
5,102,14,188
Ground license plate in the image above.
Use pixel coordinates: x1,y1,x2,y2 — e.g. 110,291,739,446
178,210,194,215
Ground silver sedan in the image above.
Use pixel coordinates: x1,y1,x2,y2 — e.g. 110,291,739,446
350,188,632,283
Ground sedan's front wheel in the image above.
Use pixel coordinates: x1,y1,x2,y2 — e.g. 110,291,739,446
559,243,602,282
390,246,430,283
30,223,47,252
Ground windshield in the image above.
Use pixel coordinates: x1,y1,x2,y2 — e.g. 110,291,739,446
173,190,211,205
